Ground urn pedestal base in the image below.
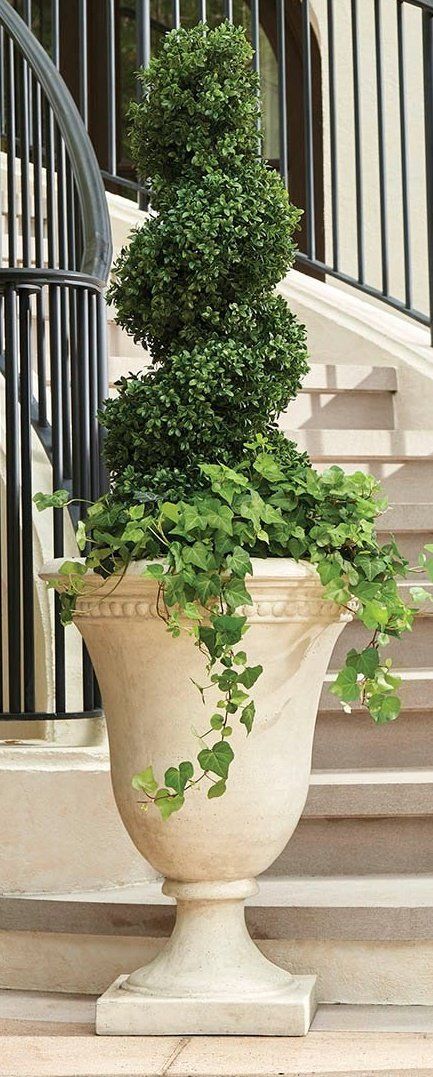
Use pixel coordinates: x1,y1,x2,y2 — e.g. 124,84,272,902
95,879,317,1036
96,972,317,1036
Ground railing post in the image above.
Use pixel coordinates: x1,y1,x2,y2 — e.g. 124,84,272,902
423,9,433,346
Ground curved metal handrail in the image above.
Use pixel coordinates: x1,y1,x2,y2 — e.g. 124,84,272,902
0,0,112,285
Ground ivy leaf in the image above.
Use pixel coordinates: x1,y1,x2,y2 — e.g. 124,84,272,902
164,761,194,794
76,520,87,552
198,626,216,654
144,563,165,579
161,502,180,523
240,700,255,734
207,780,227,799
410,585,432,606
355,556,387,581
369,694,401,724
212,613,246,644
183,541,211,570
198,740,234,778
253,453,286,483
346,647,379,678
58,560,87,576
132,766,158,796
226,546,252,577
33,489,69,511
238,664,263,689
155,789,185,819
223,577,253,610
330,665,360,702
179,505,203,534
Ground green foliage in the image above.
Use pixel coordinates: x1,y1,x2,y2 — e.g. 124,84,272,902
36,24,424,820
104,22,308,500
35,436,427,816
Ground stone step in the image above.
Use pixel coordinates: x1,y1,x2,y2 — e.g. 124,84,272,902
314,707,433,770
2,877,433,1006
1,1013,432,1075
321,667,433,714
305,767,433,818
302,364,398,393
329,579,432,669
286,391,395,430
316,669,433,770
331,610,432,669
280,427,433,461
2,874,433,943
272,816,433,877
286,364,397,431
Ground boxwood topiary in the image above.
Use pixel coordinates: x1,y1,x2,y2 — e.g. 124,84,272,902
103,21,309,500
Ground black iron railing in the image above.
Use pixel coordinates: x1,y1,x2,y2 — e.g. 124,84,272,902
10,0,433,340
0,0,112,726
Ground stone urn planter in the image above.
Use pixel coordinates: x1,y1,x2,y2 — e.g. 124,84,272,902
43,557,349,1036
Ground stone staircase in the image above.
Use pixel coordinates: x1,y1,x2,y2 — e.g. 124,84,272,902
2,185,433,1005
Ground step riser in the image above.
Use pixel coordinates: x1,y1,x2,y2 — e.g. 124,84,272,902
285,393,395,430
313,711,433,770
272,817,433,876
0,929,431,1005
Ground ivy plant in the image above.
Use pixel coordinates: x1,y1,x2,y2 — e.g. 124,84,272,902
36,23,431,818
35,438,431,818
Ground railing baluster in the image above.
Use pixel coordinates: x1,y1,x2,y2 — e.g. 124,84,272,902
302,0,315,261
49,281,65,712
97,290,109,495
423,9,433,346
4,285,21,713
17,50,30,268
276,0,288,189
375,0,388,296
351,0,364,284
172,0,181,30
19,288,34,712
32,76,47,428
107,0,117,178
224,0,233,22
327,0,338,271
45,100,57,267
5,36,17,268
397,0,412,311
137,0,151,69
251,0,260,78
51,0,59,66
79,0,88,127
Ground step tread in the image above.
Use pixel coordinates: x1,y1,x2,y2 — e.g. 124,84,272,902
6,873,433,908
0,1024,431,1076
280,428,433,459
301,364,398,393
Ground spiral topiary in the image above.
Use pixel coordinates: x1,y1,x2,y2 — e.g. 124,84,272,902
104,21,309,500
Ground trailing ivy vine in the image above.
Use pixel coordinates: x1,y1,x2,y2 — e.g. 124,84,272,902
35,438,432,819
